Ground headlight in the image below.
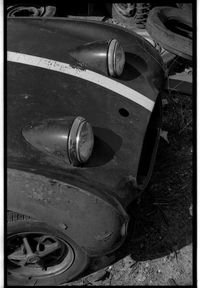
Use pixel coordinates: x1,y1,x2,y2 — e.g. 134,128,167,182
22,116,94,167
68,116,94,165
69,38,125,78
108,39,125,77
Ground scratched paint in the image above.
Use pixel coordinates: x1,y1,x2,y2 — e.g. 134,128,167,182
7,51,155,111
8,168,129,255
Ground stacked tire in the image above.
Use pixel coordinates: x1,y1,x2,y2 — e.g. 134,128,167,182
146,6,192,60
7,2,56,17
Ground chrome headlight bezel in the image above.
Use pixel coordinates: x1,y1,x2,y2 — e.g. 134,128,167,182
108,39,125,77
68,116,94,165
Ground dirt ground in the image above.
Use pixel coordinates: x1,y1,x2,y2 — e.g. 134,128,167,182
66,18,193,287
67,66,193,287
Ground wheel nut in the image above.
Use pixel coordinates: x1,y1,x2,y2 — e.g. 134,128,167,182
27,255,39,264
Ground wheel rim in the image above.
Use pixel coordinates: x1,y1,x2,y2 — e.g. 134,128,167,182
7,232,75,278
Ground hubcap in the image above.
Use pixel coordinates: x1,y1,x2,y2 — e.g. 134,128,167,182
7,232,75,278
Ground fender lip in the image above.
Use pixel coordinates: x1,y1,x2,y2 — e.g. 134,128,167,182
7,168,129,256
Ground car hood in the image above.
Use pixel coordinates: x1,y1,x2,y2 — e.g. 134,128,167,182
7,17,165,206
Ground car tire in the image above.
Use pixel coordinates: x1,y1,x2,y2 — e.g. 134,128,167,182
146,6,192,60
7,3,56,17
7,211,89,286
106,3,151,29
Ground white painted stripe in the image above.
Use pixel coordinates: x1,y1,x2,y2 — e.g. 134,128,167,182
7,51,154,111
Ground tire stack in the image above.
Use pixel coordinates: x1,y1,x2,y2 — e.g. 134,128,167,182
7,3,56,17
146,6,192,61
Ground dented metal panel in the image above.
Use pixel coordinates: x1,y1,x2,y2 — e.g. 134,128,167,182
7,18,165,205
7,168,129,256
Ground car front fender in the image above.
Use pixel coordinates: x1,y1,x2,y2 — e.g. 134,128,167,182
7,168,129,257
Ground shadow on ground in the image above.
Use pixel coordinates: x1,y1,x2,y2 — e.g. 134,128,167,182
81,81,193,281
65,51,193,286
117,84,193,263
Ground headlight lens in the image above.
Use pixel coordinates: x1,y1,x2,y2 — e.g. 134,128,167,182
76,120,94,163
68,116,94,165
108,39,125,77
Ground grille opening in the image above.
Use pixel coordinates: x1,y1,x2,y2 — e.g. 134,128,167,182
137,96,161,186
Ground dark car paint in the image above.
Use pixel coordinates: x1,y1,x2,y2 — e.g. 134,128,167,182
8,168,129,256
7,18,165,256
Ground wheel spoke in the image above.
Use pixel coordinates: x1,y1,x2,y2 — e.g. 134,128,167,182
8,250,27,261
8,245,28,267
7,230,75,278
37,241,60,257
23,237,34,256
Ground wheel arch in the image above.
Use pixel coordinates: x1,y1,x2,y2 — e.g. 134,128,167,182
7,168,129,257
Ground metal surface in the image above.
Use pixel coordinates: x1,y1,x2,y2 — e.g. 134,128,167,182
68,116,94,165
8,169,129,256
8,51,154,111
107,39,125,77
22,116,94,166
8,232,74,277
69,40,110,76
7,18,165,207
22,117,74,165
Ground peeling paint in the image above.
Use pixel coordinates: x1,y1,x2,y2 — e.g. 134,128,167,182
59,223,68,230
8,168,128,256
32,191,44,200
95,232,113,241
70,61,86,71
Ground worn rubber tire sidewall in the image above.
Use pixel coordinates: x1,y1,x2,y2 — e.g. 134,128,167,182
7,220,89,286
146,7,192,60
7,4,56,17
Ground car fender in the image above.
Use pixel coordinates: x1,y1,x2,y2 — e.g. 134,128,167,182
7,168,129,257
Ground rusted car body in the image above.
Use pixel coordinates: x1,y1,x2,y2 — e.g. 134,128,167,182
7,17,165,285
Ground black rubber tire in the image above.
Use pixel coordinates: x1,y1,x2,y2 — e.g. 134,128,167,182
146,6,192,60
107,3,151,29
7,211,88,286
7,3,56,17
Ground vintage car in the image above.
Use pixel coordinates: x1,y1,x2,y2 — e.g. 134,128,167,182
7,17,165,285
